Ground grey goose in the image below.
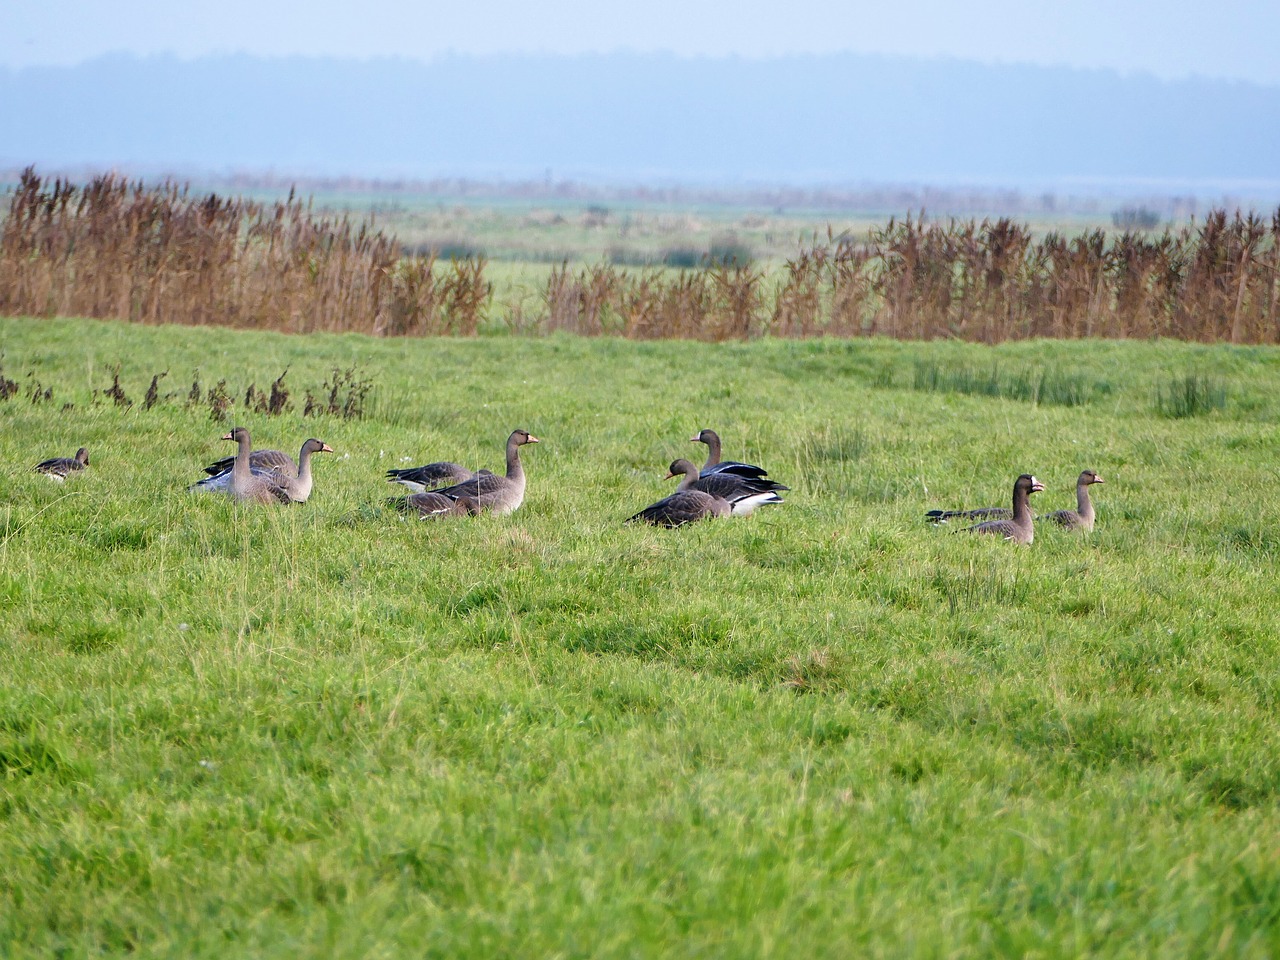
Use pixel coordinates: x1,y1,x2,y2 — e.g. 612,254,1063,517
690,428,774,481
961,474,1044,544
193,437,334,502
627,459,732,527
1039,469,1104,531
34,447,89,480
196,427,292,505
389,429,539,518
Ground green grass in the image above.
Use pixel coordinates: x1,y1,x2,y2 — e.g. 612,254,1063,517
3,317,1280,957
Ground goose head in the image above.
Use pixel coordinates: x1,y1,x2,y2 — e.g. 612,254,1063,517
664,459,700,482
690,428,719,445
509,429,540,446
1017,474,1046,495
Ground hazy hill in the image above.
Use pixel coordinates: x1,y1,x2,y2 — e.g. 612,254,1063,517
3,52,1279,186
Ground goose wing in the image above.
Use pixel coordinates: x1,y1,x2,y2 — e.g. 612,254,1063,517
385,460,479,493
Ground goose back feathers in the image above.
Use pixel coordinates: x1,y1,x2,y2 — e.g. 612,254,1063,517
386,461,484,494
681,464,787,515
926,505,1011,524
390,491,476,518
203,447,297,477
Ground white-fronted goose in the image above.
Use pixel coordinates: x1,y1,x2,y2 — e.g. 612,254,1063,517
388,429,539,517
34,447,89,480
627,459,732,527
1039,469,1104,532
690,428,774,481
683,464,787,515
205,427,292,505
962,474,1044,544
385,460,488,494
192,437,334,502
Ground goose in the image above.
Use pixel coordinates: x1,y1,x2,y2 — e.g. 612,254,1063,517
34,447,89,480
385,460,489,494
684,465,787,515
690,428,773,481
1039,470,1104,531
627,459,732,527
961,474,1044,544
192,437,334,502
202,427,292,505
388,429,539,517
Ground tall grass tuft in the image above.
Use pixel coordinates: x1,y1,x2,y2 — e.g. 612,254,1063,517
1155,373,1227,418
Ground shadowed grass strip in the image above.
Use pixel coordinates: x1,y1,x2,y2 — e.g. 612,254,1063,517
911,361,1109,406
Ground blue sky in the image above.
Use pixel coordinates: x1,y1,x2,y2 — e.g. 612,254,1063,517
2,0,1278,86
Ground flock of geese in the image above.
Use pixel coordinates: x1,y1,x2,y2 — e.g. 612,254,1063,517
33,428,1103,542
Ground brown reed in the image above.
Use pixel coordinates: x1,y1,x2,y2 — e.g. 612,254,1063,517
3,169,1279,344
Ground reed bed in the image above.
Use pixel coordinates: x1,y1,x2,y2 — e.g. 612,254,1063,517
0,169,487,336
3,170,1279,343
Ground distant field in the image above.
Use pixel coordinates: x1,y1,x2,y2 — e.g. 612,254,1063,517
324,194,1109,269
186,180,1117,268
3,317,1280,956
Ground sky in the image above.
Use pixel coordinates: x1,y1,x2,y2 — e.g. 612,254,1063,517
2,0,1279,86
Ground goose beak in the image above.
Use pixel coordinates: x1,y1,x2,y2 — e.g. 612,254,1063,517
689,434,701,443
1093,475,1105,484
1031,480,1045,493
663,470,677,480
321,443,335,453
221,432,234,441
526,435,541,444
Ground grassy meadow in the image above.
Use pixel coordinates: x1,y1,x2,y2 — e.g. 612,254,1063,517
3,316,1280,957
